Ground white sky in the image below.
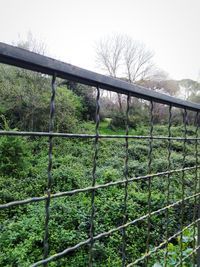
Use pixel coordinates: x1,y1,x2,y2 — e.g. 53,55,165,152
0,0,200,81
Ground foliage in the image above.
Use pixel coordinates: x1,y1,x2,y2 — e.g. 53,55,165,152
153,228,196,266
0,117,31,178
0,120,199,266
0,65,84,132
65,82,96,121
0,62,199,265
96,34,154,82
54,86,84,132
0,136,30,177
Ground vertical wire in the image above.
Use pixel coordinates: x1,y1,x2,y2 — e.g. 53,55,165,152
89,85,100,267
146,100,154,266
193,112,199,265
180,108,187,266
43,73,56,264
122,93,130,267
164,105,172,267
197,116,200,267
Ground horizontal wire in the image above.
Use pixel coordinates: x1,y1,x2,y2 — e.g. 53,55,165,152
127,218,200,266
1,130,200,141
30,193,200,266
0,166,198,209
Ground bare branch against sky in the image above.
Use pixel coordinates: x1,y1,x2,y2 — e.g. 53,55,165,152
0,0,200,80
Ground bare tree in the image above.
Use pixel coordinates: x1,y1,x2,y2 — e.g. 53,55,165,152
123,36,154,82
96,35,125,109
96,34,125,78
95,34,155,109
14,32,47,55
96,34,155,81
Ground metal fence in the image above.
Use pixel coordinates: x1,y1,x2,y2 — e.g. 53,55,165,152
0,42,200,266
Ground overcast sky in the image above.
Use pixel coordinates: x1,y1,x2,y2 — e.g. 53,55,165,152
0,0,200,81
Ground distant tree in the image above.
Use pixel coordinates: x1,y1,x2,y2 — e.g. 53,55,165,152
0,34,50,130
138,79,179,96
96,34,155,111
123,36,154,82
96,34,124,78
179,79,200,101
96,34,154,82
96,35,124,110
0,36,84,132
59,81,96,121
14,32,47,55
0,63,50,131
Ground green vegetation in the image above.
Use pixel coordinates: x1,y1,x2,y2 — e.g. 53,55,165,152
0,64,199,266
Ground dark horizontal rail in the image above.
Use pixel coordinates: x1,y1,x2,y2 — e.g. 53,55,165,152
0,42,200,111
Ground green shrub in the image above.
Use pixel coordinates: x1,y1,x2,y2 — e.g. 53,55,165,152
0,136,30,177
153,228,196,266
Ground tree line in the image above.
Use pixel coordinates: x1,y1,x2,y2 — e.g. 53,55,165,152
1,34,200,132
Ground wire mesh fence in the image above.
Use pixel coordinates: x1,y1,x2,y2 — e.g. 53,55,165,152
1,43,200,266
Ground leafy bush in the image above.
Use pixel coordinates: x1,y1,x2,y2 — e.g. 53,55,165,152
54,87,84,132
0,136,30,177
0,122,198,266
110,112,147,129
153,228,196,266
109,112,126,129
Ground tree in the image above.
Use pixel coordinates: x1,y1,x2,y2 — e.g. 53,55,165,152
96,35,125,110
179,79,200,101
138,79,179,96
0,36,84,132
96,34,155,110
0,33,50,131
0,63,51,131
123,36,154,82
58,81,97,121
14,32,47,55
96,34,124,78
96,34,154,83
